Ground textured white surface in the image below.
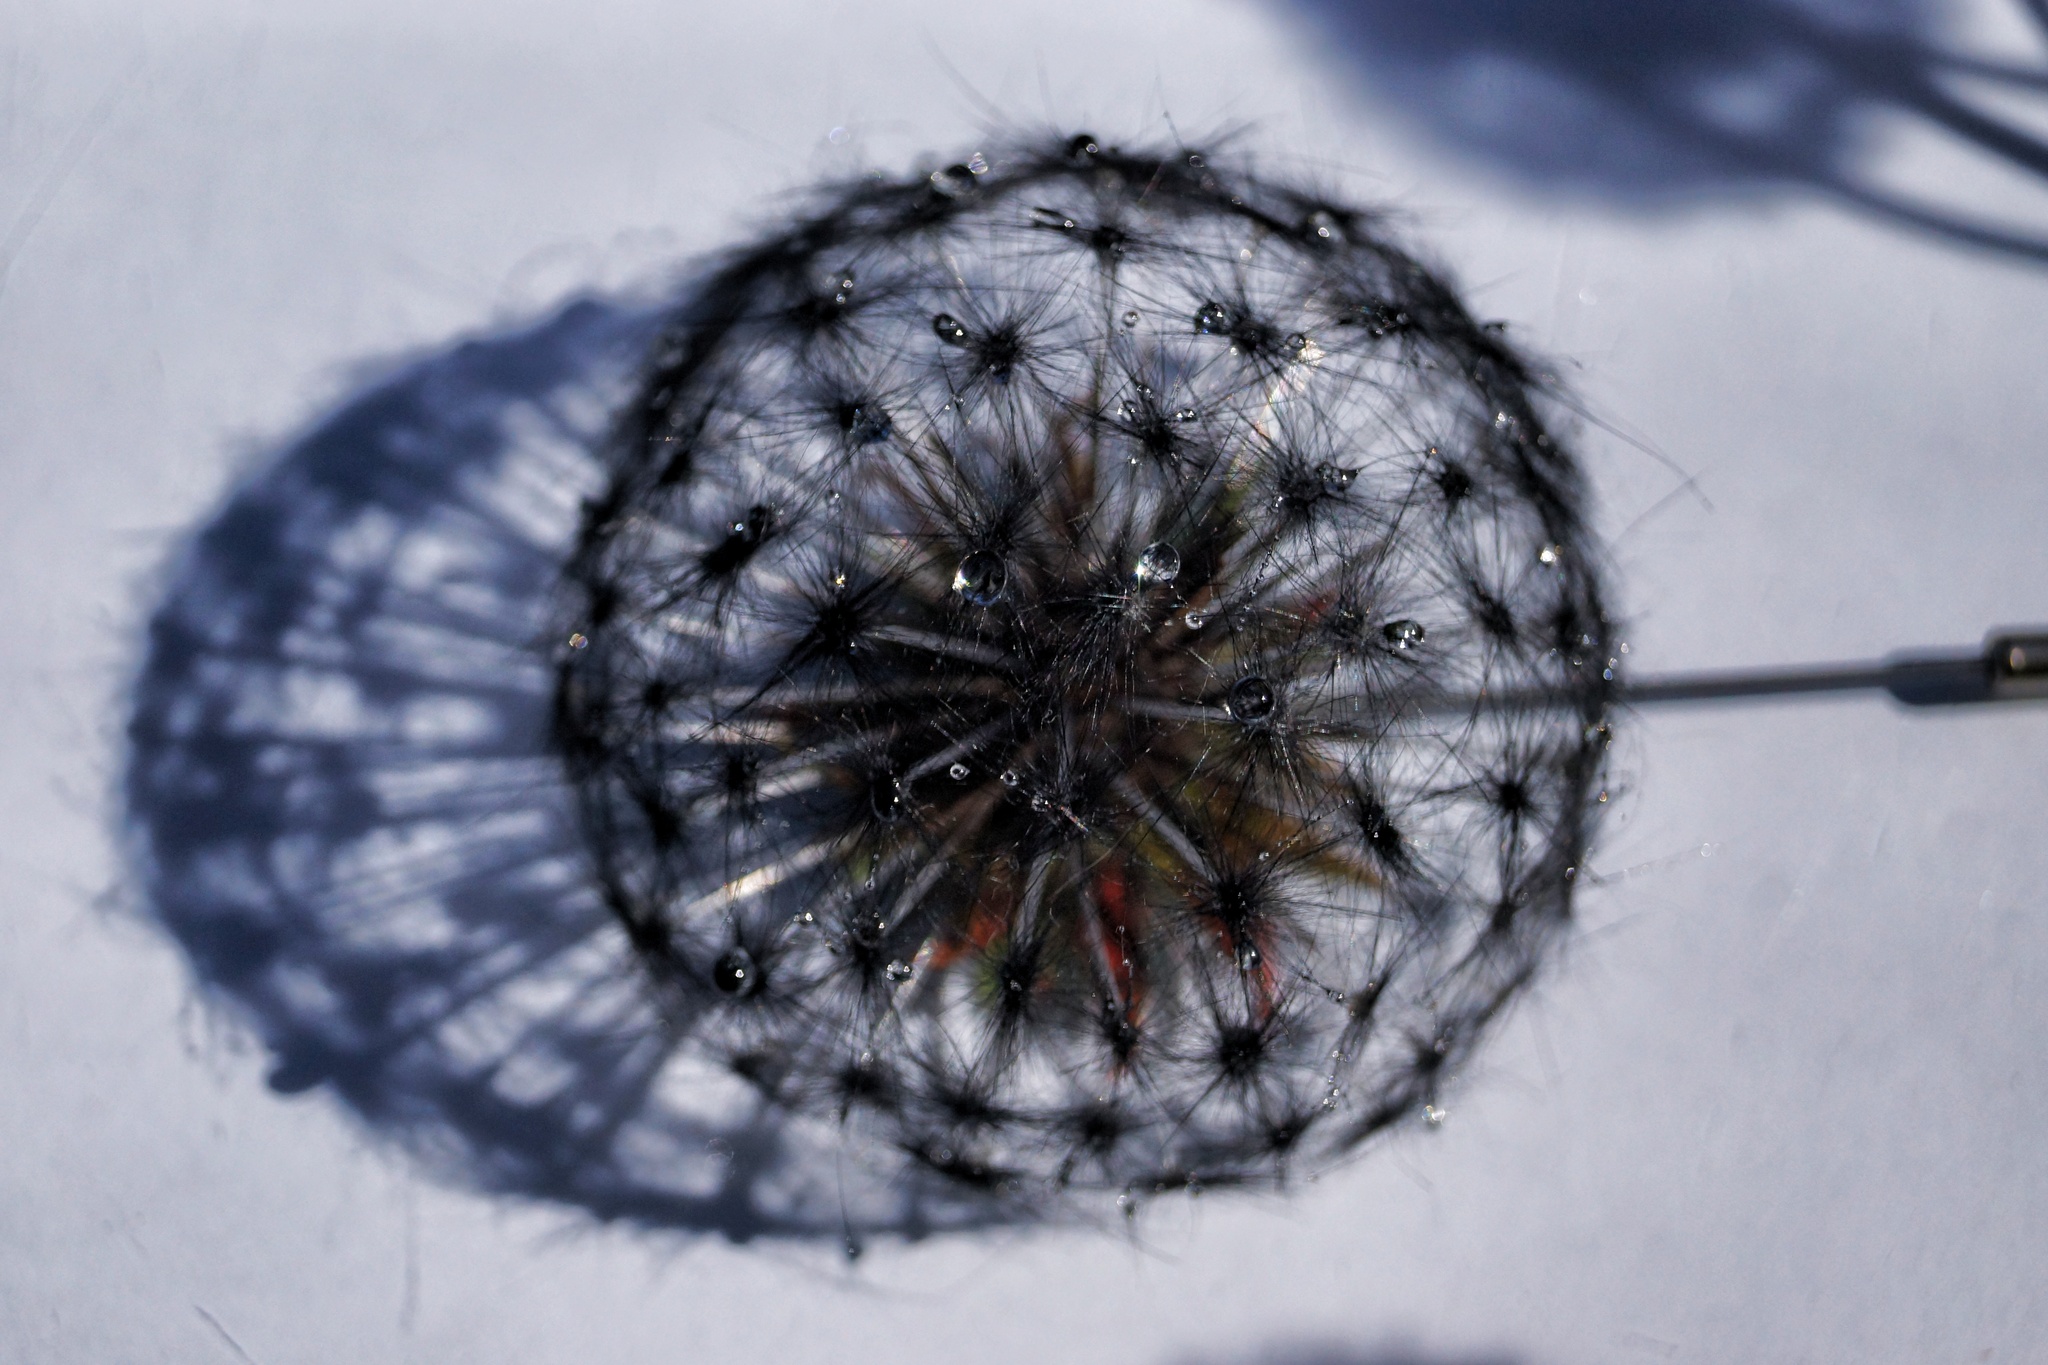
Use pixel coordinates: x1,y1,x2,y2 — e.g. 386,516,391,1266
3,1,2046,1362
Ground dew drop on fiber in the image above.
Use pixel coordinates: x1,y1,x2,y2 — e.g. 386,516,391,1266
712,947,756,996
1227,676,1276,722
1383,619,1427,651
952,550,1007,605
1133,541,1180,585
930,164,977,198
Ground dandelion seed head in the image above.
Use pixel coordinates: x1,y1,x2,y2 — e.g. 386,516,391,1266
556,135,1614,1213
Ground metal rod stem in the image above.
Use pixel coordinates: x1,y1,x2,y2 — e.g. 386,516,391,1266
1622,630,2048,710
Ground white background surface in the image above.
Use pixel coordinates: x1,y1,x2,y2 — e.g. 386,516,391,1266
4,1,2047,1361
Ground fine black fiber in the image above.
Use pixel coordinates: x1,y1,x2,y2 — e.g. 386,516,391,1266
556,136,1616,1212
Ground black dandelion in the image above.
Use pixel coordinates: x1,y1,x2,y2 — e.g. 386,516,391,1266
554,134,1617,1210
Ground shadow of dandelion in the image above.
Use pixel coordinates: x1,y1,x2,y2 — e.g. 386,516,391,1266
1167,1343,1530,1365
1279,0,2048,262
124,297,1014,1241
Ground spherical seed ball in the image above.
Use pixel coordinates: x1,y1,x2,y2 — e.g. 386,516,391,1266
556,136,1615,1212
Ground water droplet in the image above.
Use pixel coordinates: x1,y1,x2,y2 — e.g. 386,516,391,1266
929,163,977,198
1031,206,1078,231
1423,1104,1447,1127
566,632,589,650
1303,209,1342,243
1117,1191,1137,1219
1068,132,1101,162
839,404,891,445
1133,541,1181,585
1227,675,1276,721
1538,543,1563,566
952,549,1008,606
1173,407,1199,423
1121,308,1141,328
1186,152,1206,168
1183,610,1206,630
827,126,850,145
1194,300,1232,335
966,152,989,175
870,779,905,821
1029,793,1051,812
843,1236,864,1262
999,769,1020,788
932,313,969,346
1285,331,1308,352
1316,462,1356,495
1235,940,1262,972
1382,619,1426,651
712,946,757,996
948,762,970,781
886,959,914,983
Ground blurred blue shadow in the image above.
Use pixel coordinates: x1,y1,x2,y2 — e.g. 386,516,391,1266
1276,0,2048,260
1169,1344,1527,1365
123,298,1017,1243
